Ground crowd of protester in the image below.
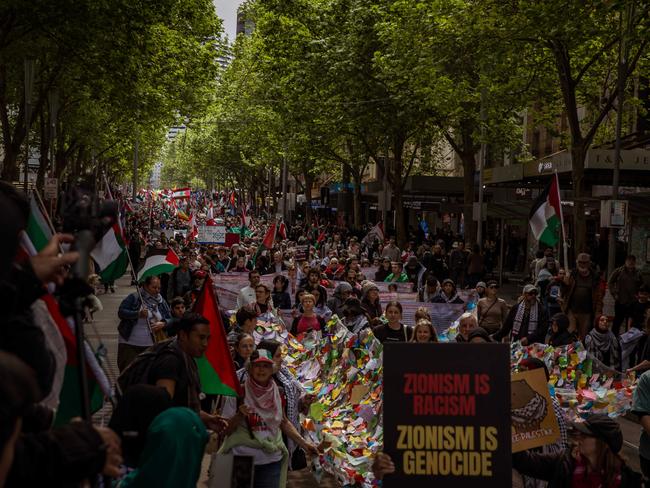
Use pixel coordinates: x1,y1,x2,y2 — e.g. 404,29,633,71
4,182,650,488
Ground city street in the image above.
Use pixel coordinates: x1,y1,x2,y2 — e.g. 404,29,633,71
86,272,644,480
86,272,340,487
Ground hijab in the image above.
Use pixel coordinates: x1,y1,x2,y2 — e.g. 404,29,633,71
118,407,208,488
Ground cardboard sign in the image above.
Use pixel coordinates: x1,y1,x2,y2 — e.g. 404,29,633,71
383,343,511,487
198,225,226,244
511,368,560,453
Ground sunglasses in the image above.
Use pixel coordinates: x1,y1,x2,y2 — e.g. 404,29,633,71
488,285,499,289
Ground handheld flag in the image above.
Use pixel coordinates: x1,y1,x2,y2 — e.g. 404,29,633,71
137,248,180,282
529,174,563,247
91,224,128,283
278,221,287,240
194,276,242,397
173,187,191,199
252,222,276,265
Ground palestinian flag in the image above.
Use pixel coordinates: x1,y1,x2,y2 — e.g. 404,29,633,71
91,224,128,283
252,222,276,265
37,295,107,425
25,196,53,253
529,174,563,247
173,187,191,199
137,248,179,282
278,221,287,240
194,276,242,397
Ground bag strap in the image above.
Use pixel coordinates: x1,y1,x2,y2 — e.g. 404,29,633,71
478,299,499,327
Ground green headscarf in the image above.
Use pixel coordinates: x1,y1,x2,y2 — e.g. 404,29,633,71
117,407,208,488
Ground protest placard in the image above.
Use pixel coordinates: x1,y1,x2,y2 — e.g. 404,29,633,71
383,343,511,487
198,225,226,244
511,368,560,453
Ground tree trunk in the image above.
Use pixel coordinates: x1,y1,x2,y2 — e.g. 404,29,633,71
570,144,587,255
304,171,313,226
37,111,49,192
393,136,407,248
352,170,362,230
461,151,477,245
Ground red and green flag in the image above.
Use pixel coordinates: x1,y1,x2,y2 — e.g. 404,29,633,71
91,224,128,283
137,248,179,282
529,174,563,247
194,276,242,397
252,222,276,265
25,196,53,253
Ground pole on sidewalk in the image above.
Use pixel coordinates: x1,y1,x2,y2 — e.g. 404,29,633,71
499,218,505,287
24,59,35,195
607,3,632,279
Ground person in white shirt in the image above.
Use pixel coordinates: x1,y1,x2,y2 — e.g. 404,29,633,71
237,270,261,308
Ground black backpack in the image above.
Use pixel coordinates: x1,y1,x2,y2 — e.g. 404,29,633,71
116,339,181,399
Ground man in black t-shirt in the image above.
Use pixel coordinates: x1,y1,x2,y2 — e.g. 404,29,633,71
147,313,226,432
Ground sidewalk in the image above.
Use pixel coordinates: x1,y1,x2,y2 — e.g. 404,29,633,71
85,272,338,487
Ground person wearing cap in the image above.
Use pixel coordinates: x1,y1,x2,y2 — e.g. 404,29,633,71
432,279,464,304
221,348,319,488
494,284,548,346
404,255,426,292
513,414,640,487
562,253,603,340
546,312,577,347
361,281,383,326
327,282,353,318
475,281,487,299
476,280,509,335
182,269,207,309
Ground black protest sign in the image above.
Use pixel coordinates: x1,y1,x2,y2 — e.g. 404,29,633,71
383,343,511,487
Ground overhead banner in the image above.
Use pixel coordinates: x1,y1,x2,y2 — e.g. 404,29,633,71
198,225,226,244
383,343,511,487
511,368,560,453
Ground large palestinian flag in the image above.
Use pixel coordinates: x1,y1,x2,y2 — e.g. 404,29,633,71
194,276,242,397
529,174,563,247
137,248,179,282
91,224,128,283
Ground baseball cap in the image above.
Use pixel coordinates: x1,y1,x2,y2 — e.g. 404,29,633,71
570,414,623,454
250,349,274,364
523,284,538,294
476,281,487,289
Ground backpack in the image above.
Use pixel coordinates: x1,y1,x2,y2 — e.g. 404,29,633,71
116,339,181,399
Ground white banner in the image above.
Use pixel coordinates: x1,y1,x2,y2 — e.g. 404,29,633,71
198,225,226,244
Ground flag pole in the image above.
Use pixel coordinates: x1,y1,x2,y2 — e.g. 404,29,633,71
34,188,65,255
555,171,569,269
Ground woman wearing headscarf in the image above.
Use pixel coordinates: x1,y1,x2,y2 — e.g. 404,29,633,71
342,297,370,335
584,314,620,369
546,313,576,348
221,348,319,488
361,281,382,327
109,385,173,469
117,407,208,488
